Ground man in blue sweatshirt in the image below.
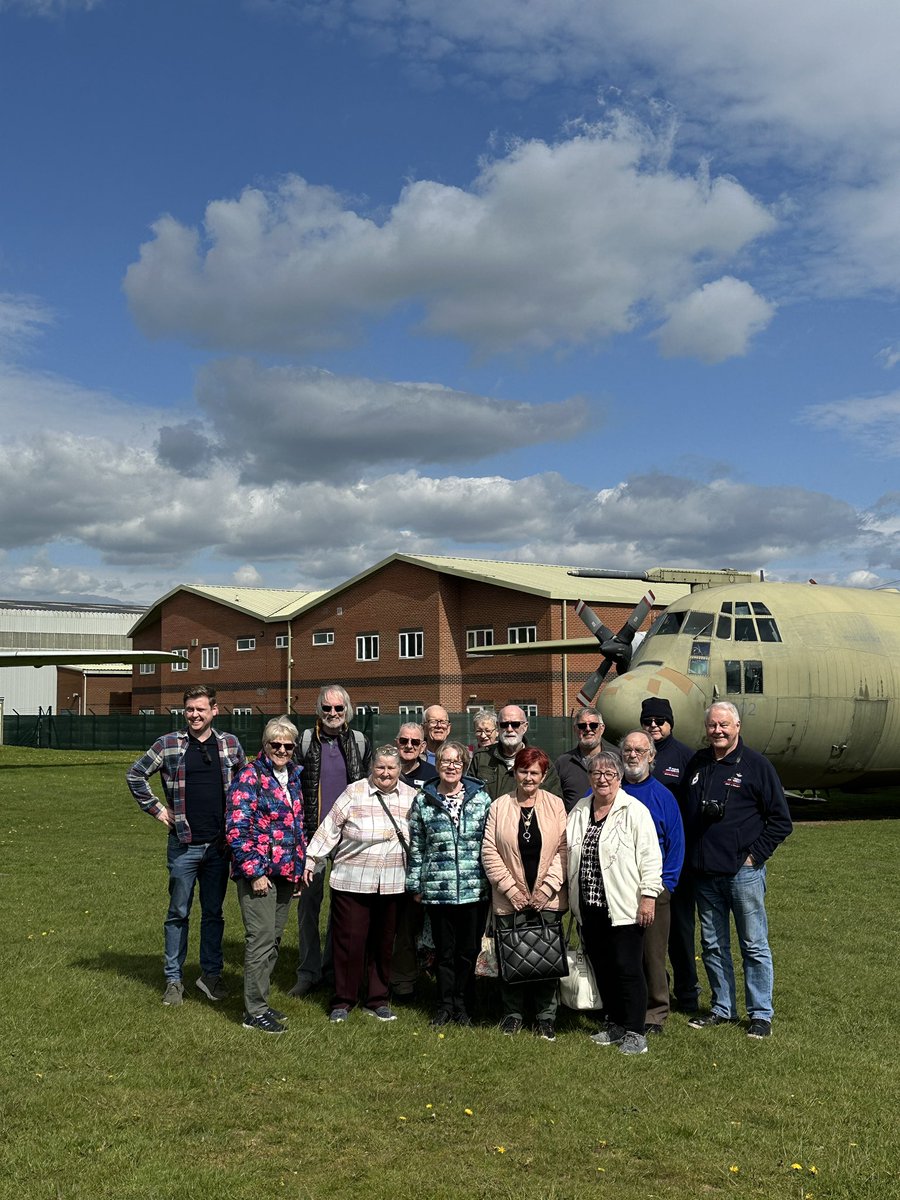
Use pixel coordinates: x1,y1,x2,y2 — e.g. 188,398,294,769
681,702,792,1039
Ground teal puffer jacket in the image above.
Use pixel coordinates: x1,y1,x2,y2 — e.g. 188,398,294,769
406,777,493,904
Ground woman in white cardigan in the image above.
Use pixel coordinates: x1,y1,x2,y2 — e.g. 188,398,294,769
567,749,662,1056
481,746,568,1042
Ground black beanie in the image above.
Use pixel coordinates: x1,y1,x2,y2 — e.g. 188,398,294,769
641,697,674,727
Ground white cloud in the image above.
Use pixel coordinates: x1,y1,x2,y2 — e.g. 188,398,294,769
232,564,263,586
877,344,900,370
125,120,774,358
0,0,101,13
0,293,52,356
801,392,900,456
655,276,776,363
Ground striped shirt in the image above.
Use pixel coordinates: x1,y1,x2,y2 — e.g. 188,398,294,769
305,777,416,895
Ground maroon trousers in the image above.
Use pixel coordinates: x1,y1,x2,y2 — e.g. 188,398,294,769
330,888,400,1011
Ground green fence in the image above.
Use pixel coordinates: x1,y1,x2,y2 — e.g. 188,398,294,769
3,711,576,760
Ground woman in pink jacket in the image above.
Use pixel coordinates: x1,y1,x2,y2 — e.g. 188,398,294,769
481,746,568,1041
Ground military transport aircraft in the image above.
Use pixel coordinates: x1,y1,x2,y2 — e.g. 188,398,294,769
474,567,900,791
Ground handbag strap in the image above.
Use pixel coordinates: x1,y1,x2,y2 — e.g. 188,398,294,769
374,789,410,859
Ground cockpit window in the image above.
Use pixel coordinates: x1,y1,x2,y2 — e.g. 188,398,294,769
682,611,714,637
751,602,772,616
716,615,732,639
734,601,752,616
757,618,782,643
715,601,782,643
734,618,757,642
653,611,686,636
720,601,733,614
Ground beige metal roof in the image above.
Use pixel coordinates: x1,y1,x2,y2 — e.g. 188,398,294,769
128,584,327,635
321,554,691,606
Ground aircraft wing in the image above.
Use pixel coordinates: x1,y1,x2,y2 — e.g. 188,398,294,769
0,650,186,668
468,637,600,657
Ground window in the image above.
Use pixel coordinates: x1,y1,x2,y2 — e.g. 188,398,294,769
514,703,539,719
138,707,155,715
356,703,380,716
313,630,335,647
170,707,184,720
716,615,731,639
171,648,188,671
232,706,252,716
734,619,757,642
356,633,379,661
683,611,714,637
399,630,424,659
653,611,686,636
467,627,494,652
724,660,765,694
139,662,156,675
275,634,289,649
236,637,256,652
201,645,219,670
725,661,742,693
507,624,537,644
688,639,711,676
744,661,764,693
399,703,424,717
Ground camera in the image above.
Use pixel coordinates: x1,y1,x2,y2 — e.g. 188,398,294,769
701,795,728,821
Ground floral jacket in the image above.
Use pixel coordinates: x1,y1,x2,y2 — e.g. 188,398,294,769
406,776,492,905
226,754,306,882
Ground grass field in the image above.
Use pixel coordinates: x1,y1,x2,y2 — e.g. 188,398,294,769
2,747,898,1200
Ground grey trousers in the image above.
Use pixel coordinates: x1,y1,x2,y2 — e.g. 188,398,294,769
236,877,295,1016
295,859,333,986
643,886,672,1025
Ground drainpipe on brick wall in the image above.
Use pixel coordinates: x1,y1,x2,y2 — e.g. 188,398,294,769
285,622,292,712
561,599,568,717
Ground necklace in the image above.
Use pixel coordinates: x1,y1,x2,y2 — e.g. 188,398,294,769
520,805,536,843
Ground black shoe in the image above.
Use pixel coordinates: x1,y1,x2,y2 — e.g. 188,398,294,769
242,1011,285,1034
688,1013,739,1029
644,1023,664,1036
266,1007,287,1022
535,1019,556,1042
747,1019,772,1039
391,989,417,1006
430,1010,453,1028
500,1015,523,1035
452,1012,474,1027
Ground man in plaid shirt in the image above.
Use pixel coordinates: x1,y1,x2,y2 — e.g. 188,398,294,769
126,685,246,1006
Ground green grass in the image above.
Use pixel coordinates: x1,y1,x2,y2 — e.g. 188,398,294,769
2,746,898,1200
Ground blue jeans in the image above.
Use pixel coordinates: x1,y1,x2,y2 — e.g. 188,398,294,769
695,865,774,1021
164,835,229,981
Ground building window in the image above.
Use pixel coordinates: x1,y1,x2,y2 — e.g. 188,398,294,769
399,630,424,659
201,645,219,670
466,627,494,652
356,634,379,661
170,708,184,720
275,634,289,649
138,707,155,716
515,703,539,719
139,662,156,675
313,630,335,647
507,624,537,644
399,703,424,717
236,637,256,652
232,706,252,725
171,649,189,671
356,704,380,716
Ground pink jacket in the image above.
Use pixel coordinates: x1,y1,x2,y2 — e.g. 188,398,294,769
481,789,568,915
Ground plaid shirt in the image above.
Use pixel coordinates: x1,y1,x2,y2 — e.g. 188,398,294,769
126,728,247,844
305,777,416,895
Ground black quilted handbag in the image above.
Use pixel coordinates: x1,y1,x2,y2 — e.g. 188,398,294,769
495,910,569,985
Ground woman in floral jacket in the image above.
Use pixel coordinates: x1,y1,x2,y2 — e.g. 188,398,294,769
226,716,306,1034
407,741,492,1027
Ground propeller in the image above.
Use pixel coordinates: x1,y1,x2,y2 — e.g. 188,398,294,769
574,589,656,706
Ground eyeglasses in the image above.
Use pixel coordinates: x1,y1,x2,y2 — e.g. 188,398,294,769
268,741,295,752
440,759,462,768
577,721,601,732
397,737,422,747
426,719,449,727
499,720,523,729
591,770,619,782
622,747,650,756
640,717,668,727
322,704,345,714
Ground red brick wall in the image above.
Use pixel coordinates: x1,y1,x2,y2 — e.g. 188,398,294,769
130,563,664,718
57,669,132,715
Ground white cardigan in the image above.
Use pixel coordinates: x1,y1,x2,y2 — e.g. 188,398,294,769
566,786,663,927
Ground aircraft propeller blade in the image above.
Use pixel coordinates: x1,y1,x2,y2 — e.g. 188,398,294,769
574,600,617,644
575,587,656,703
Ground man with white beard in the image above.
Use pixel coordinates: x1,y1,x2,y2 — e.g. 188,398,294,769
468,704,563,801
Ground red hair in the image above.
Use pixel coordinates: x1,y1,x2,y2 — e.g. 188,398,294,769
514,746,549,775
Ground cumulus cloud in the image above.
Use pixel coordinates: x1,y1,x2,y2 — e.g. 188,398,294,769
655,276,776,362
185,358,589,482
800,392,900,456
125,120,774,358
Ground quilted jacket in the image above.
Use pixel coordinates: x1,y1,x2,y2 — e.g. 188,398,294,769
226,754,307,883
406,776,492,904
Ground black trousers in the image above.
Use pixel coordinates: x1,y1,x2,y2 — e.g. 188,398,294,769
668,872,700,1008
580,903,647,1034
426,900,487,1017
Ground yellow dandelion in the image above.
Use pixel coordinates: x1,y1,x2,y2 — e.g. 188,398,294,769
398,1116,407,1122
729,1165,739,1175
597,1140,608,1147
808,1166,818,1175
597,1167,606,1173
495,1146,506,1154
425,1104,433,1109
464,1108,474,1116
791,1163,803,1171
805,1193,814,1200
849,1142,858,1147
438,1033,445,1040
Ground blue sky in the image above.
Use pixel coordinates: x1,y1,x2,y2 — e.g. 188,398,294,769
2,0,900,602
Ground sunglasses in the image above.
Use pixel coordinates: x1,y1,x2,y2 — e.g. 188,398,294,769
268,741,295,752
499,720,523,729
577,721,600,732
322,704,345,714
640,716,668,727
397,737,422,747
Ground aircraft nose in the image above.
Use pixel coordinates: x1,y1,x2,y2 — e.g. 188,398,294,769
599,663,709,748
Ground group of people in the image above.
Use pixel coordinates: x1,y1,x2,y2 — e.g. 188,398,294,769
126,684,792,1050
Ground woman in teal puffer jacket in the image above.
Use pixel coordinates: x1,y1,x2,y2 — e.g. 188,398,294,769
407,741,493,1027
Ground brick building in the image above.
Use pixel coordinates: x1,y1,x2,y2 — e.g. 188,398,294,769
129,555,688,720
129,555,688,719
